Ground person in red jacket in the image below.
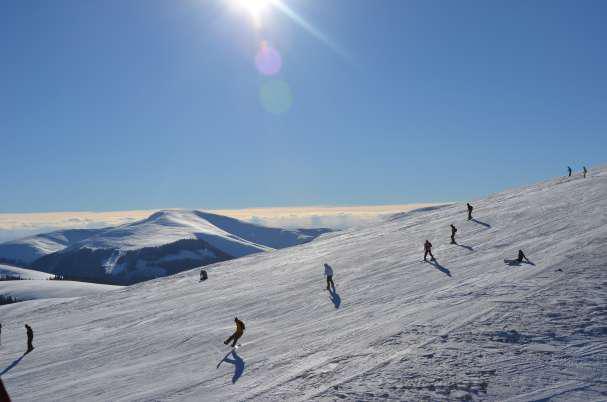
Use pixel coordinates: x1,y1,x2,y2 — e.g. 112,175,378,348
424,240,435,262
224,317,245,348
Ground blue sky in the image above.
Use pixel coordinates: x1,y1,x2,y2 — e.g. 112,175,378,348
1,0,606,213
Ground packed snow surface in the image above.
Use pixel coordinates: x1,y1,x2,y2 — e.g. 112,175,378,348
1,168,606,401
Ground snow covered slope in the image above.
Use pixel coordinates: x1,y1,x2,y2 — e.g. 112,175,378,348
21,210,330,284
0,228,104,265
1,168,606,401
0,280,120,302
0,264,55,280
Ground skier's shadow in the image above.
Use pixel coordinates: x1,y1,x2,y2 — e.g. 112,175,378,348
329,288,341,309
504,259,535,267
471,218,491,228
426,259,451,277
217,350,245,383
455,243,474,251
0,352,27,376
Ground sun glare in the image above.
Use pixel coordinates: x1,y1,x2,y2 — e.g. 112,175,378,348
233,0,273,25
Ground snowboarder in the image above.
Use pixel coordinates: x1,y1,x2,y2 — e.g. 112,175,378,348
25,324,33,353
424,240,435,261
467,203,473,220
516,249,529,263
583,166,588,178
567,166,572,177
450,224,457,244
324,263,335,291
200,269,208,281
224,317,245,348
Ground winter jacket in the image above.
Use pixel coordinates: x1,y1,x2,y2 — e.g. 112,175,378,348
324,264,334,277
235,319,245,335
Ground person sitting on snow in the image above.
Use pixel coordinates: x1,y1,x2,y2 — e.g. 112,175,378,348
516,249,530,264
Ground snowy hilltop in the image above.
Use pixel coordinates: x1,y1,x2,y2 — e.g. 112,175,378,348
0,211,331,285
0,228,106,266
1,167,606,401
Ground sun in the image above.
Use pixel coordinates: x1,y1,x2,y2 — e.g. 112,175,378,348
232,0,274,26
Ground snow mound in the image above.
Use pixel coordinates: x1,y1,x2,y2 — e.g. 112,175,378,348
0,167,606,401
0,264,54,280
0,280,120,302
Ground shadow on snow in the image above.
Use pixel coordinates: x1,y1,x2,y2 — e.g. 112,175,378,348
217,350,245,384
504,259,536,267
329,287,341,309
471,218,491,228
0,352,28,376
454,242,474,251
425,259,452,277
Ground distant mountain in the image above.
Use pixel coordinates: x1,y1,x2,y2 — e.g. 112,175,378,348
0,228,105,266
1,210,331,285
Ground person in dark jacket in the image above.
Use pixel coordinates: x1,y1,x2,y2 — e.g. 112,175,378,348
200,269,208,281
224,317,245,348
25,324,34,353
467,203,473,220
450,224,457,244
567,166,572,177
516,250,529,263
324,263,335,291
424,240,435,262
583,166,588,178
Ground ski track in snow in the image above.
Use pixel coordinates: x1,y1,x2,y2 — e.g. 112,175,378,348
1,168,606,401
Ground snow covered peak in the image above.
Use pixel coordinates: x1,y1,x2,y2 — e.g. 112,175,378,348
1,210,331,284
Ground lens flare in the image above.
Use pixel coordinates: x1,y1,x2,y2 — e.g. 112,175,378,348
232,0,273,27
255,41,282,76
259,80,292,114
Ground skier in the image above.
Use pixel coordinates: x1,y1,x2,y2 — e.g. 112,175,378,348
567,166,572,177
0,323,2,345
224,317,245,348
25,324,33,353
583,166,588,178
200,269,208,281
516,249,529,263
424,240,435,262
467,203,473,220
324,263,335,291
450,224,457,244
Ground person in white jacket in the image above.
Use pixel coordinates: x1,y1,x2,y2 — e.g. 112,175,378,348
324,263,335,291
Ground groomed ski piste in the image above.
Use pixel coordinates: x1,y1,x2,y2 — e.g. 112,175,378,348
1,168,606,401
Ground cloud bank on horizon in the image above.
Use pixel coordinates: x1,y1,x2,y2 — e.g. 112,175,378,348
0,204,444,243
